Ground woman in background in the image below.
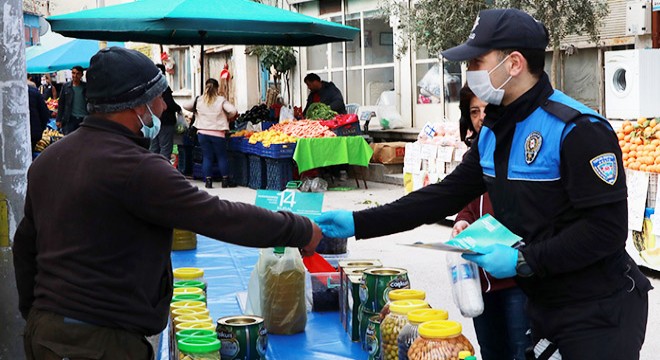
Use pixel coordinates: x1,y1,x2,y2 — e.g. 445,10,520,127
183,78,238,189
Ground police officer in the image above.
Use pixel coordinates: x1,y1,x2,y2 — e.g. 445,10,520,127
316,9,651,360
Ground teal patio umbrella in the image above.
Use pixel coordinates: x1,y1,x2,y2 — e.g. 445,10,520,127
47,0,358,46
27,39,124,73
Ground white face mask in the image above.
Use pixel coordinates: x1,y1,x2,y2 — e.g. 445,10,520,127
137,104,161,139
466,55,513,105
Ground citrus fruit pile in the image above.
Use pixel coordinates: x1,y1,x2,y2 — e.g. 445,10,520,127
616,118,660,172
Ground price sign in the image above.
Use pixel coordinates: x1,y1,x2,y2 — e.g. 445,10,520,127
255,190,324,219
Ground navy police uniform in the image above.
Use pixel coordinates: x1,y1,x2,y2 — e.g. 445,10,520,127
353,73,651,359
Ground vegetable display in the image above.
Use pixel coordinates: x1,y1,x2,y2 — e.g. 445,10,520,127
305,103,337,120
237,104,271,124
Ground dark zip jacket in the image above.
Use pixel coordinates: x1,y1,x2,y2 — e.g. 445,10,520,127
13,115,313,335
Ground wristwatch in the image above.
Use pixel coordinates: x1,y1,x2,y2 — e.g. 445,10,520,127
516,251,534,278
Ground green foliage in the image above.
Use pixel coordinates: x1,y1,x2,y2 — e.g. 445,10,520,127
379,0,609,58
248,46,297,77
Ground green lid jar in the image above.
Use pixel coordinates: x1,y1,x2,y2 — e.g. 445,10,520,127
171,293,207,304
175,329,217,342
177,337,221,360
174,280,207,292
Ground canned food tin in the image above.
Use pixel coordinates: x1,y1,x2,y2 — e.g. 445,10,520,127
216,315,267,360
366,315,382,360
359,305,378,349
360,268,410,312
346,275,363,341
341,267,374,331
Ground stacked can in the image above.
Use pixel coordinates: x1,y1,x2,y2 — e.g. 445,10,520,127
216,315,268,360
337,259,382,341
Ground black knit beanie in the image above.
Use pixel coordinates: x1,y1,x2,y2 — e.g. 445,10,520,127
85,47,168,113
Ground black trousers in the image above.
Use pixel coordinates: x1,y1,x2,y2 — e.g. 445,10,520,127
527,287,648,360
23,309,153,360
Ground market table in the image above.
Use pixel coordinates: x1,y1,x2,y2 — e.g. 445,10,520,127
293,136,373,174
158,237,366,360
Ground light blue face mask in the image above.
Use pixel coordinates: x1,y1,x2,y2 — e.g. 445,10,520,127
138,104,161,139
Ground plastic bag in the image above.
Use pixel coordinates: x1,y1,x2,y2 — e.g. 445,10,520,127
377,91,404,130
175,113,188,134
279,106,295,123
417,63,443,98
300,177,328,193
258,247,307,334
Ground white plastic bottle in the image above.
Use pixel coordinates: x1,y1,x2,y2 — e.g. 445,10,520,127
446,252,484,318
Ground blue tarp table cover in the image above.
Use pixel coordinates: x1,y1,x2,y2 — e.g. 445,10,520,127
160,236,366,359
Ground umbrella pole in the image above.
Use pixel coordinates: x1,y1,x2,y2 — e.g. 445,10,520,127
199,30,207,95
200,44,205,94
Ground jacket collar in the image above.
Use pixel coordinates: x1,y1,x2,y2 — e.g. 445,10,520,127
483,72,554,129
80,115,151,149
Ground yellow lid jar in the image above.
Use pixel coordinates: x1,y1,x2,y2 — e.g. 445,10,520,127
397,309,449,360
380,299,430,360
408,320,474,360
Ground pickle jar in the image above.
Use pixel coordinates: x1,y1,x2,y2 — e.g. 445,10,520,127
173,314,214,329
174,267,206,287
175,329,218,343
174,280,207,295
397,309,449,360
175,321,217,333
380,289,426,319
172,307,210,320
407,320,474,360
177,337,221,360
380,299,430,360
172,293,207,305
170,300,207,317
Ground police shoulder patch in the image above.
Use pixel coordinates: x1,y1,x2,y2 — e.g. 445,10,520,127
590,153,618,185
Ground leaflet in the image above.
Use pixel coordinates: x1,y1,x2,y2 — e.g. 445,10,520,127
403,214,521,254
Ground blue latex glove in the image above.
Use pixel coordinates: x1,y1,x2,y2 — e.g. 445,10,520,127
315,210,355,238
462,244,518,279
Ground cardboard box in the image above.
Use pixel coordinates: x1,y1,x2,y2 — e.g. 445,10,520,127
370,142,408,164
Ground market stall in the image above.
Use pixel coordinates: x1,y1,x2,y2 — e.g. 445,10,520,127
224,113,373,191
616,118,660,271
159,238,365,359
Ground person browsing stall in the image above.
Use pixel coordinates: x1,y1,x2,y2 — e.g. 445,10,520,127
303,73,346,115
13,47,322,359
149,64,182,161
56,65,87,134
315,9,651,360
182,78,238,189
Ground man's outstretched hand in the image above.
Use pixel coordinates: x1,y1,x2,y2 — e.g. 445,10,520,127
300,222,323,257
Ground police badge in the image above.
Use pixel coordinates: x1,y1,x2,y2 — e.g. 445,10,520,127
524,131,542,164
590,153,618,185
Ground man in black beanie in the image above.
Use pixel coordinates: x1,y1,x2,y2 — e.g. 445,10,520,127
13,47,322,359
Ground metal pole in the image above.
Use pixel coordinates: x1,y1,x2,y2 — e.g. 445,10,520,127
199,30,207,95
0,0,32,358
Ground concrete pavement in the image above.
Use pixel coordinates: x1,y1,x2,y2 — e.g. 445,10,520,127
199,179,660,359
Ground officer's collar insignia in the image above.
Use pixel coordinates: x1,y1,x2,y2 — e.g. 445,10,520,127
524,131,543,164
590,153,617,185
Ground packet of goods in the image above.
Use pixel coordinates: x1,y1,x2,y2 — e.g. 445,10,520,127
258,248,307,335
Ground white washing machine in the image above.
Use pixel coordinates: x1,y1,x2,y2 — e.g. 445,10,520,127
604,49,660,120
